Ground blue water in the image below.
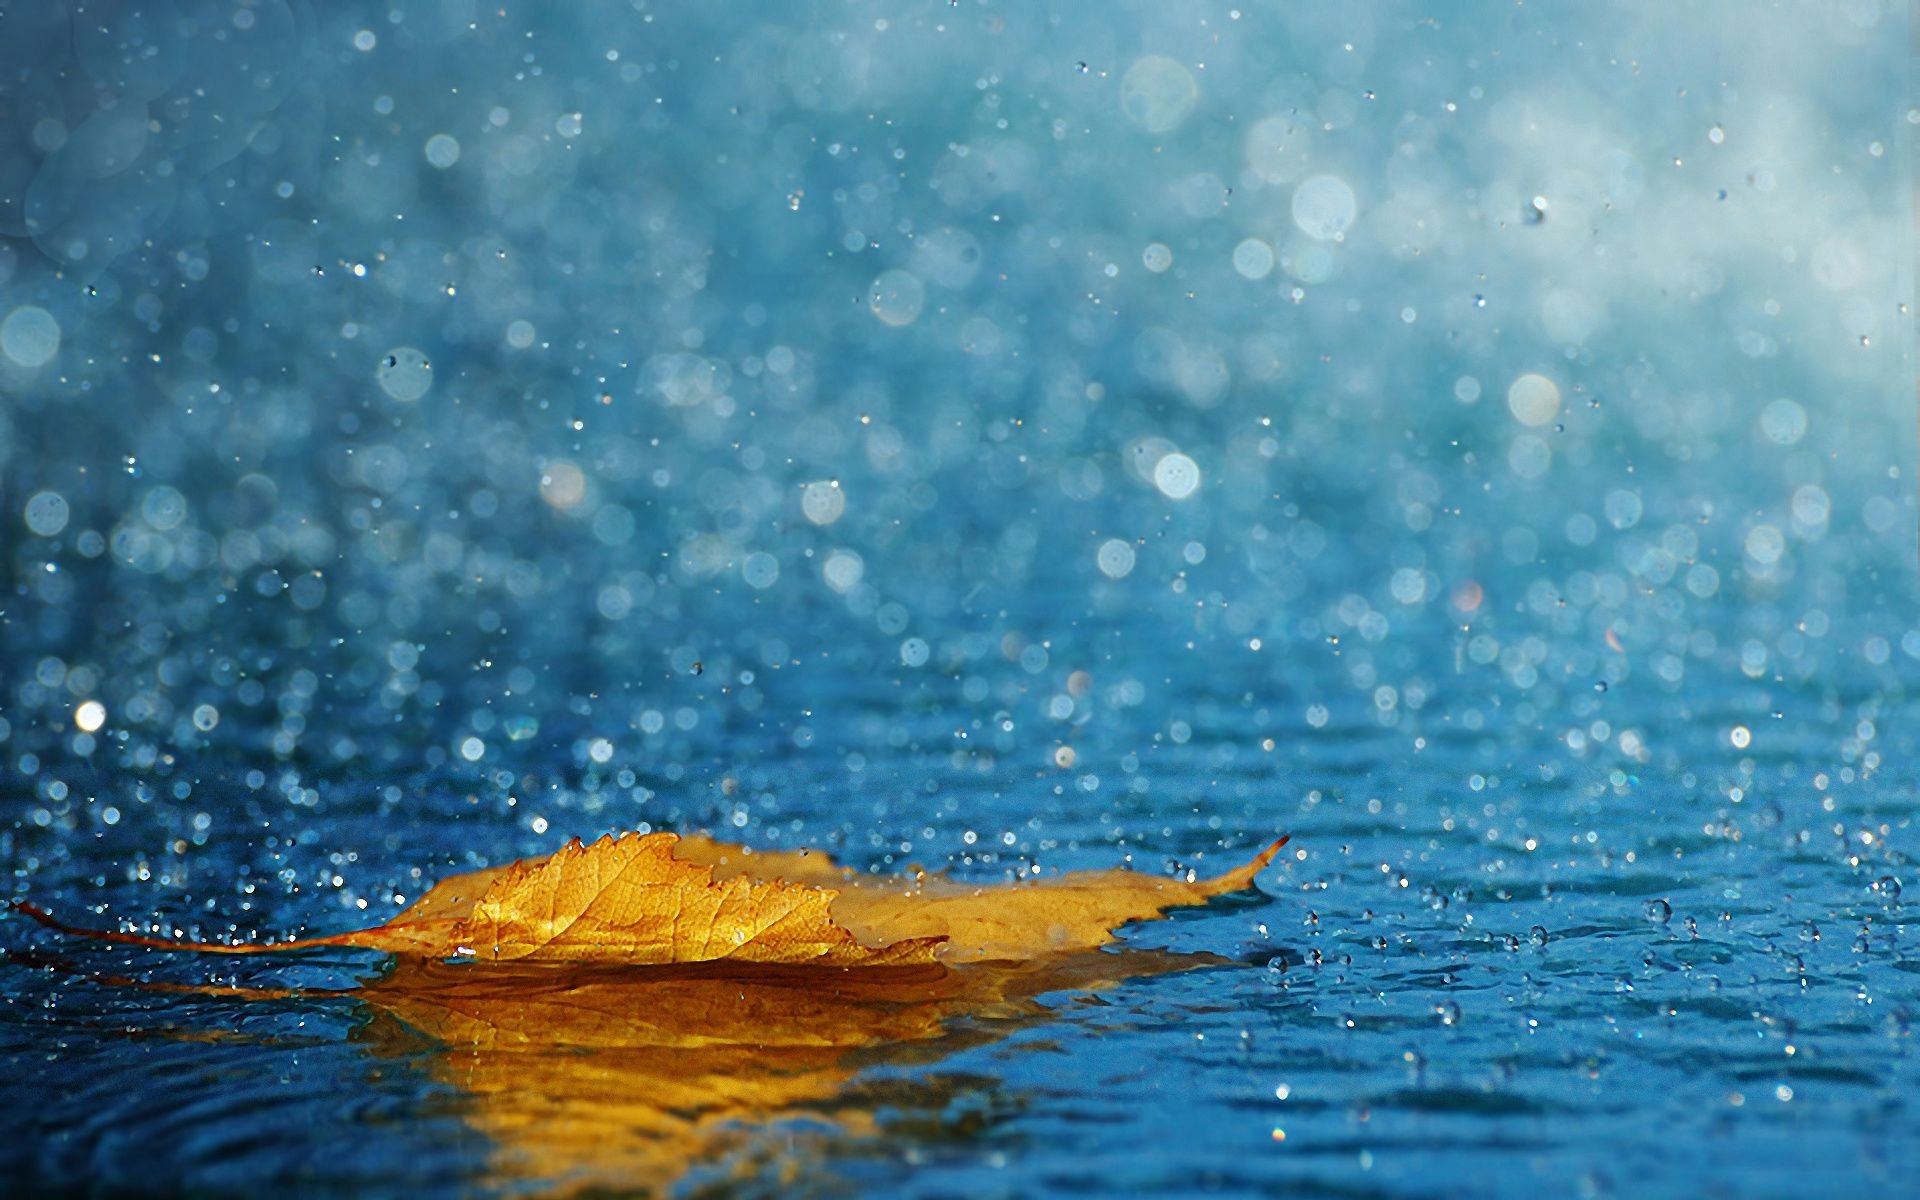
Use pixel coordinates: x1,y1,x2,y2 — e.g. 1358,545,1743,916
2,1,1916,1196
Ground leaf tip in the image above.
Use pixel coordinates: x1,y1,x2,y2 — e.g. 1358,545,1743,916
1204,834,1291,895
1252,834,1291,871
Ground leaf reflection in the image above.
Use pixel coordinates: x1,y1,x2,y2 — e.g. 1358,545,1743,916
351,950,1214,1195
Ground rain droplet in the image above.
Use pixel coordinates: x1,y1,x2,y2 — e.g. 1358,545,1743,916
1152,452,1201,500
1,306,61,368
425,133,462,168
1435,1000,1461,1026
376,346,433,401
868,269,926,327
1644,898,1672,925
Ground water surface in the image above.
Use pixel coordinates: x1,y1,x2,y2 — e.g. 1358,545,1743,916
2,1,1914,1196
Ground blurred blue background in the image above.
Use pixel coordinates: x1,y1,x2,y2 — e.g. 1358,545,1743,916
1,1,1915,1196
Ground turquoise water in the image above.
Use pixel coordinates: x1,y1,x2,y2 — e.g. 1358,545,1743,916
2,2,1915,1196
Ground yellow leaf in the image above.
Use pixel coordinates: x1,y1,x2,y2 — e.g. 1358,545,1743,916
15,831,1286,968
22,831,1287,1195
